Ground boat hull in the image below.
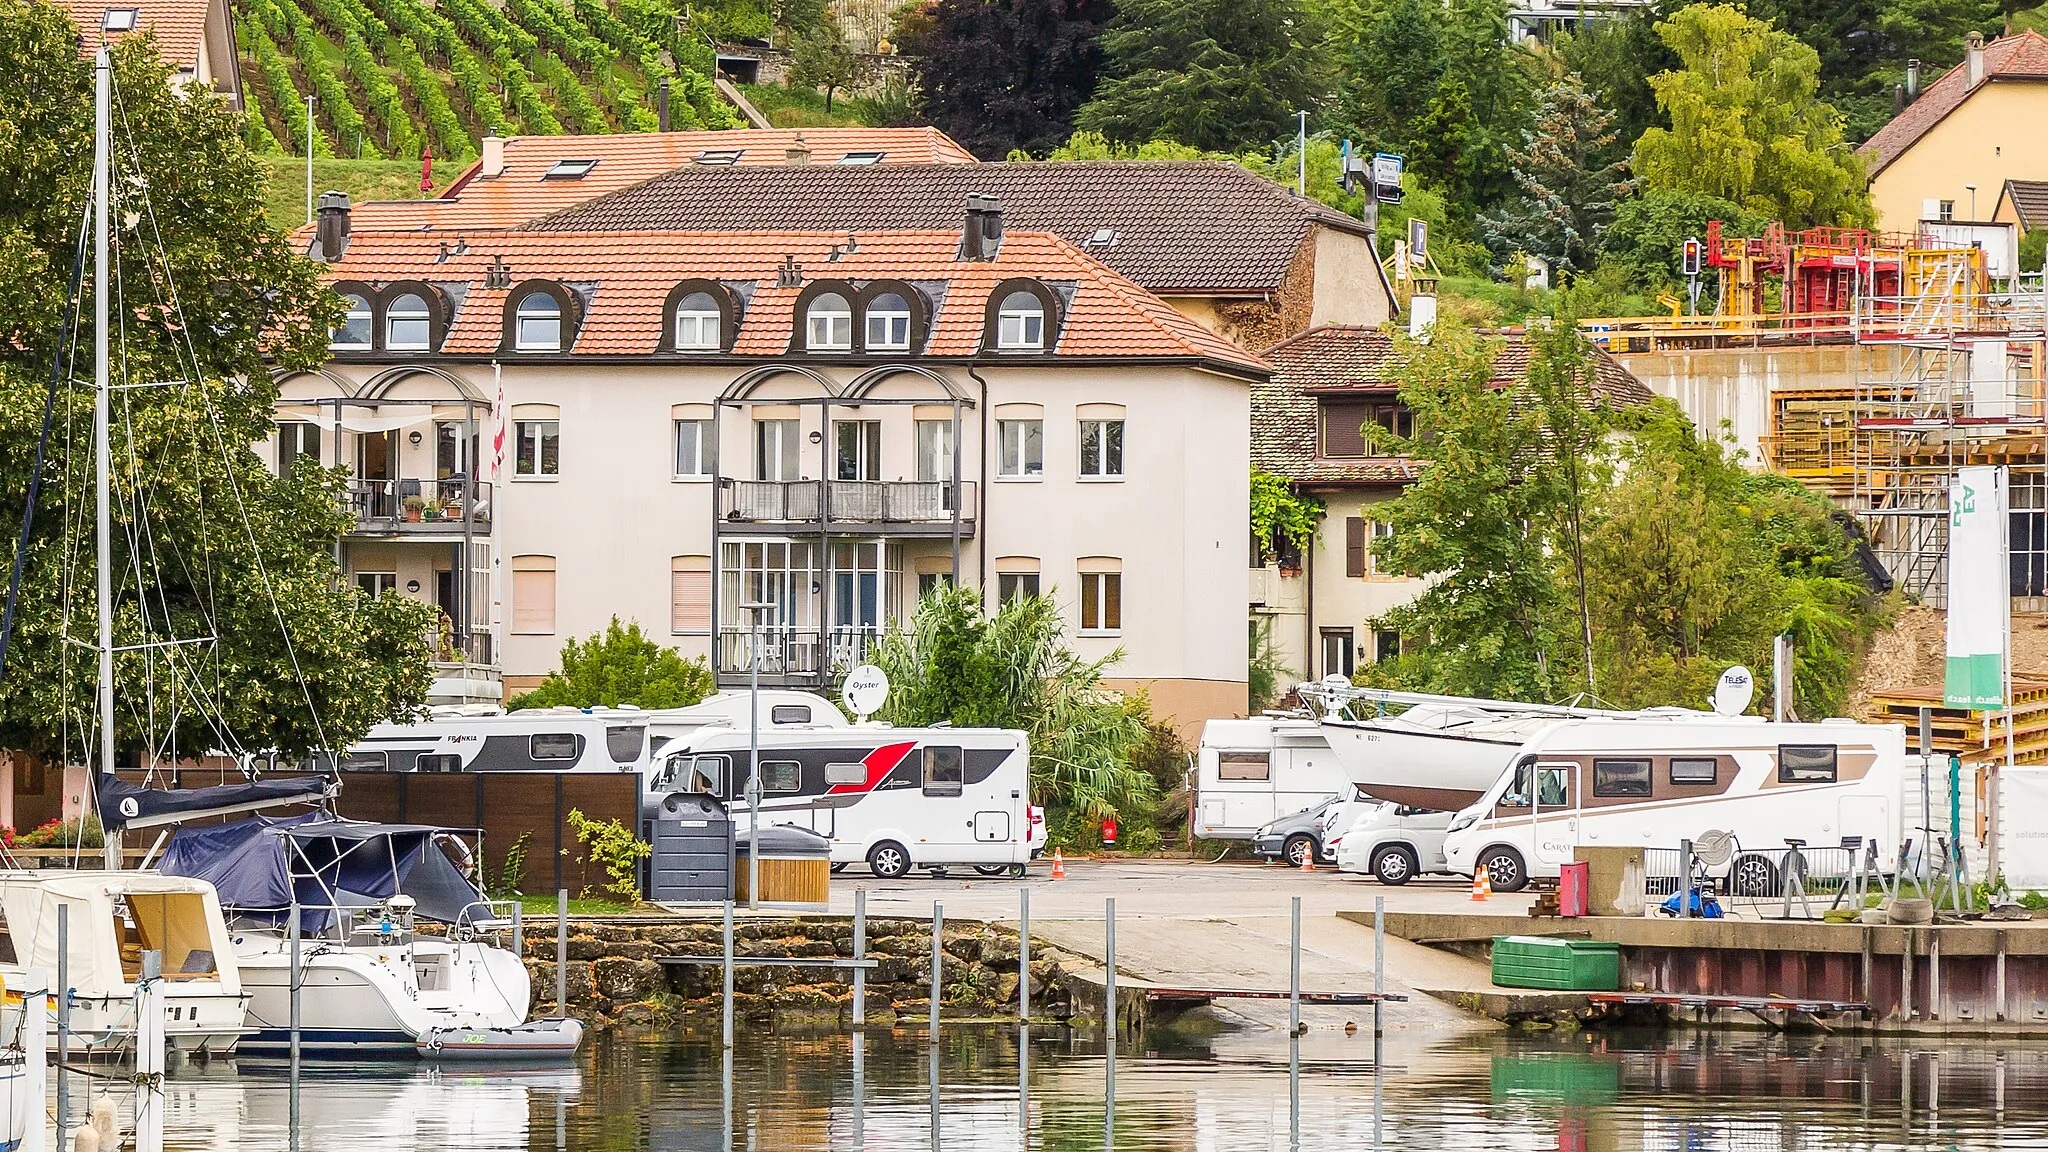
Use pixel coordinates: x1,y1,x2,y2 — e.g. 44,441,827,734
1319,722,1525,811
230,933,530,1057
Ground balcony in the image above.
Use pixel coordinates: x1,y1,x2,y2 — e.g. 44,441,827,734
348,478,492,536
718,480,976,537
714,625,882,685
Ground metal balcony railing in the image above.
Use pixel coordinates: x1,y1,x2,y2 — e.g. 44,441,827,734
714,626,882,680
719,480,975,527
348,478,492,533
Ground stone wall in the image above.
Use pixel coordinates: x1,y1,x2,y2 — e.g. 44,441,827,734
519,917,1075,1029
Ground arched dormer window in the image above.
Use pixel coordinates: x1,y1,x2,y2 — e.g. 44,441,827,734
675,292,721,350
331,290,372,351
516,292,562,351
385,292,430,351
996,290,1045,350
806,292,854,351
658,280,740,354
865,292,911,351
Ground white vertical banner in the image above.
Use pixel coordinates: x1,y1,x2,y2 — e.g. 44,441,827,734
1945,465,2009,709
491,362,507,484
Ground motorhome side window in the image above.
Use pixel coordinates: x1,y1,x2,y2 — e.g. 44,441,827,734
1217,751,1270,781
1670,757,1718,785
760,761,802,793
338,750,386,772
1777,744,1838,783
771,704,811,724
924,746,964,796
531,733,579,760
687,755,726,795
1535,766,1570,807
1591,758,1651,798
1499,760,1533,807
606,725,646,763
825,763,867,786
415,754,460,773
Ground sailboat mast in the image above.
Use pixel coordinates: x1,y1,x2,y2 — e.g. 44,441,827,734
94,50,117,868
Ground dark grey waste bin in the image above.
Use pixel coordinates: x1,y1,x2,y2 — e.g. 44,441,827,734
649,791,733,903
735,825,831,906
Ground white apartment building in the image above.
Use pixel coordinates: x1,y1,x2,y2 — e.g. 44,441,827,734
277,192,1263,731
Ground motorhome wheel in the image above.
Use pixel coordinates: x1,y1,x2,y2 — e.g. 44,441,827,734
1371,845,1418,886
1478,846,1528,892
974,865,1010,877
868,841,911,879
830,863,848,874
1729,853,1781,898
1282,834,1316,868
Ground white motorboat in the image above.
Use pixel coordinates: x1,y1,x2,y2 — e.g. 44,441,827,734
159,815,552,1056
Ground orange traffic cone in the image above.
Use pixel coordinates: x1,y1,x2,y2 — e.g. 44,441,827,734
1471,864,1491,901
1300,848,1315,873
1051,849,1066,880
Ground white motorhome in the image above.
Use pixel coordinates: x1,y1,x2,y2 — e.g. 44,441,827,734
652,725,1037,878
1442,717,1905,893
341,707,655,778
1193,717,1351,840
644,691,847,744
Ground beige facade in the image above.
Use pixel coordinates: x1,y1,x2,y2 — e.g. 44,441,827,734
1860,31,2048,233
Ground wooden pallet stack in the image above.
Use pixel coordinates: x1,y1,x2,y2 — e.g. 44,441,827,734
1866,680,2048,764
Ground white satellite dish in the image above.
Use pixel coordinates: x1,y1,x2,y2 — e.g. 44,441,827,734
1710,666,1755,717
842,664,890,720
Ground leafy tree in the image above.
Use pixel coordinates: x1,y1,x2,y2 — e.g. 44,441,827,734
1554,5,1677,164
901,0,1113,158
1876,0,2002,82
508,618,715,710
868,585,1152,823
1480,74,1633,276
788,20,865,112
1601,189,1768,292
1631,4,1873,229
2022,228,2048,276
1075,0,1330,153
0,6,435,760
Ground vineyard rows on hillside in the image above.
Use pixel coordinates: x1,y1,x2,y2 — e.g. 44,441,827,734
237,0,737,160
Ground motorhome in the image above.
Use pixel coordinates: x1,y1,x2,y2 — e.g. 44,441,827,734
1193,718,1351,840
645,691,846,744
1441,717,1905,893
341,708,655,778
651,725,1037,878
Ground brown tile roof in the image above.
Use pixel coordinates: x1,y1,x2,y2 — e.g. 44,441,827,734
518,161,1378,298
2000,179,2048,230
1860,31,2048,176
51,0,210,66
1252,325,1652,485
339,128,977,232
319,229,1268,374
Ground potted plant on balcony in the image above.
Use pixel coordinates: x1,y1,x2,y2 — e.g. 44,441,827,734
403,494,426,523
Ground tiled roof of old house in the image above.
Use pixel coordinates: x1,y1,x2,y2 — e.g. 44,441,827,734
1860,31,2048,176
51,0,210,65
2000,179,2048,230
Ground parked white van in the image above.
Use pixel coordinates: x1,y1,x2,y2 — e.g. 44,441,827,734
1442,717,1905,892
1194,717,1351,840
1332,803,1455,885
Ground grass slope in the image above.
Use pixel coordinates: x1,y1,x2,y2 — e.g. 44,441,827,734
262,156,456,231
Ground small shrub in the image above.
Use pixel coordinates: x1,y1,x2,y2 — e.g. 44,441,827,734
16,814,104,850
564,808,648,903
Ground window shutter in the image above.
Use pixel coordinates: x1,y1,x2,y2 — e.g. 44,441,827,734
671,568,711,633
1346,517,1365,578
512,568,556,633
1321,400,1373,458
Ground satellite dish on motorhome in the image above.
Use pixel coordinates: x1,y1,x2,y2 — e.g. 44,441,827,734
1321,674,1352,690
1711,666,1755,716
843,664,890,720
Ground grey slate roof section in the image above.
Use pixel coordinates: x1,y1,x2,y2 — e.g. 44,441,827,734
524,161,1378,297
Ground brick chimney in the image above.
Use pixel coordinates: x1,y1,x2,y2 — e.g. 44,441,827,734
1967,32,1986,88
313,191,351,263
786,132,812,165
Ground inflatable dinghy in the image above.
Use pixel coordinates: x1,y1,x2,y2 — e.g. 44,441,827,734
417,1017,584,1060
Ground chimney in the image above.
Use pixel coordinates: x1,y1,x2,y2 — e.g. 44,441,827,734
657,77,670,132
959,194,1001,261
786,132,812,165
1906,58,1922,97
1894,82,1906,116
479,135,506,179
314,191,351,263
1967,32,1986,88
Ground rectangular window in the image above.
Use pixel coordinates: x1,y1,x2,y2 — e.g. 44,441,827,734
1939,200,1956,222
917,571,953,599
1322,400,1374,457
772,704,813,724
1670,757,1719,785
1535,765,1571,808
1375,630,1401,663
997,419,1043,478
1079,419,1125,478
1080,572,1121,632
355,572,398,597
916,419,953,483
825,762,867,785
758,760,802,793
998,572,1040,603
414,754,461,773
674,420,709,478
1591,758,1652,798
685,755,727,795
1218,751,1270,782
922,746,964,796
1777,744,1838,783
1370,521,1395,574
530,733,579,761
337,750,387,772
515,420,559,477
1321,630,1355,678
756,419,800,482
511,561,556,634
277,422,321,476
835,420,881,481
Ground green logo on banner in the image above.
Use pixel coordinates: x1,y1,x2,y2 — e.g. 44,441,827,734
1953,484,1977,527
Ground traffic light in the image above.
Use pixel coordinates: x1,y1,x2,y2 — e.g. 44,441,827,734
1681,237,1702,278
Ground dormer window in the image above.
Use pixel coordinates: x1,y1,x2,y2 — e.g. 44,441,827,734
675,292,721,350
330,292,372,350
544,159,598,179
385,293,430,351
865,292,911,351
996,291,1045,350
807,292,853,351
515,291,563,351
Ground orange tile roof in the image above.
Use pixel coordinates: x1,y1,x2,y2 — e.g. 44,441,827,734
50,0,210,66
319,229,1267,375
1860,31,2048,176
341,128,979,232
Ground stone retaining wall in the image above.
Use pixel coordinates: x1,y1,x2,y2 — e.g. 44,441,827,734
519,917,1075,1029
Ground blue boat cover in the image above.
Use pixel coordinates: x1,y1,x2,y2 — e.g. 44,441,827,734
95,772,330,832
159,814,487,932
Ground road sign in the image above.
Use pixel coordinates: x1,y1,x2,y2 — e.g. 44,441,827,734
1371,153,1404,204
1408,218,1428,266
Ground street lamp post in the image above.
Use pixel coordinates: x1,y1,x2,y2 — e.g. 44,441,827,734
740,599,775,911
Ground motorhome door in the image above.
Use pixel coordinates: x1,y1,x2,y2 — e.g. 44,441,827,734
1530,760,1580,867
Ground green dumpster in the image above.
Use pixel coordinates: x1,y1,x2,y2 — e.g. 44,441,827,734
1490,935,1620,991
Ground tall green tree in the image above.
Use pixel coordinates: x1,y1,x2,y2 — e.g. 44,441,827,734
1554,5,1677,167
901,0,1114,158
1074,0,1329,153
1480,74,1633,276
0,5,434,760
1631,4,1873,229
507,618,715,710
788,20,865,111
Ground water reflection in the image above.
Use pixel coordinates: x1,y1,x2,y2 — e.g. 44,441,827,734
132,1026,2048,1150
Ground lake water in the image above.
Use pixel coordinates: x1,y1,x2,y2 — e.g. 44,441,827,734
120,1025,2048,1150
